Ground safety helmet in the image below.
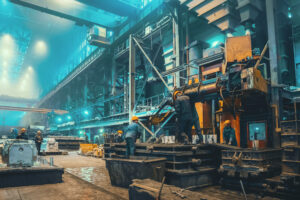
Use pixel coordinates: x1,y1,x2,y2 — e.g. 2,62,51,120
173,91,183,101
37,130,41,134
224,120,231,125
132,116,139,121
117,130,123,134
20,128,26,133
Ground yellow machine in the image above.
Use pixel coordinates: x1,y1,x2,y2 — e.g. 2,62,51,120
93,147,104,158
80,144,98,155
182,35,268,147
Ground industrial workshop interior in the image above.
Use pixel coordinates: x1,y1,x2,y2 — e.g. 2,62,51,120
1,0,300,199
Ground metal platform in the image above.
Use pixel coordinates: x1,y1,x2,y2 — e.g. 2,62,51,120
105,156,166,188
104,143,223,188
219,148,282,179
41,151,68,156
0,166,64,188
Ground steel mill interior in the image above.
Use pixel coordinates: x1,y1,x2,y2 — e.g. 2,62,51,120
1,0,300,199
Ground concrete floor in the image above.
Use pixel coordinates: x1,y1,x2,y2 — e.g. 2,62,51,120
0,152,280,200
0,152,128,200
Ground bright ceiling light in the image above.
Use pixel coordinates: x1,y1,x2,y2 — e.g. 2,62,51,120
34,40,47,56
28,66,33,72
0,34,15,61
211,41,220,47
1,77,7,84
2,34,13,44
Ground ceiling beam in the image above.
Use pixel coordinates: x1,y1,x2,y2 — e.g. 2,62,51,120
9,0,120,28
76,0,138,17
0,106,68,114
0,95,37,105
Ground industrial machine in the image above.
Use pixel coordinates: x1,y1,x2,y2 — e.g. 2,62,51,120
41,138,59,153
2,140,37,167
173,35,269,148
87,25,111,46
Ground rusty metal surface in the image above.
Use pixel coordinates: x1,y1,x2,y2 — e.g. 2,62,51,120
226,35,252,62
220,148,282,178
105,156,166,187
129,178,279,200
0,166,64,188
281,133,300,147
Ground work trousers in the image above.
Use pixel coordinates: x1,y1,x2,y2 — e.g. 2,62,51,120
36,142,41,155
177,119,193,143
125,137,135,158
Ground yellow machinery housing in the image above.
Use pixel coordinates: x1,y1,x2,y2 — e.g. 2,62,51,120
80,144,98,155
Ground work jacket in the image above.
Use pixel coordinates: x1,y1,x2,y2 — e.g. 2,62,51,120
35,135,43,144
175,95,193,120
16,133,28,140
125,122,141,140
223,126,237,146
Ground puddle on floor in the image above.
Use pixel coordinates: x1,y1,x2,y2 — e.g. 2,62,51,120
66,167,109,185
66,166,128,198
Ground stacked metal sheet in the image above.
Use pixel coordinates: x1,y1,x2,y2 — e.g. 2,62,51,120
104,143,218,188
280,129,300,190
219,148,282,178
48,136,85,150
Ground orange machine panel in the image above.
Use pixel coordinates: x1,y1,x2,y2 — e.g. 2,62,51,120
226,35,252,62
195,102,212,133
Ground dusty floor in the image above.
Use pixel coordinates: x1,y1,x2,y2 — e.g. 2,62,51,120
0,152,128,200
0,152,281,200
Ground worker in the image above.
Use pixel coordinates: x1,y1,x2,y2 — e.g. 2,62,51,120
116,130,124,143
84,132,89,143
16,128,28,140
174,91,193,144
9,128,18,139
125,116,141,158
34,130,43,155
223,120,237,146
191,105,203,144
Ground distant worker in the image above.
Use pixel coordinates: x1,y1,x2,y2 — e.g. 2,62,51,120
16,128,28,140
223,120,237,146
174,91,193,144
116,130,124,143
34,130,43,155
125,116,141,158
84,132,89,143
9,128,18,139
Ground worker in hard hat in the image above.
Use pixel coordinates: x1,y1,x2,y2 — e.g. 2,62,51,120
116,130,124,143
16,128,28,140
9,128,18,139
34,130,43,155
125,116,141,158
223,120,237,146
174,91,193,144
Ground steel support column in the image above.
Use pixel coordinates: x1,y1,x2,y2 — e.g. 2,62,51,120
83,74,88,108
173,7,181,87
266,0,281,147
129,35,136,123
